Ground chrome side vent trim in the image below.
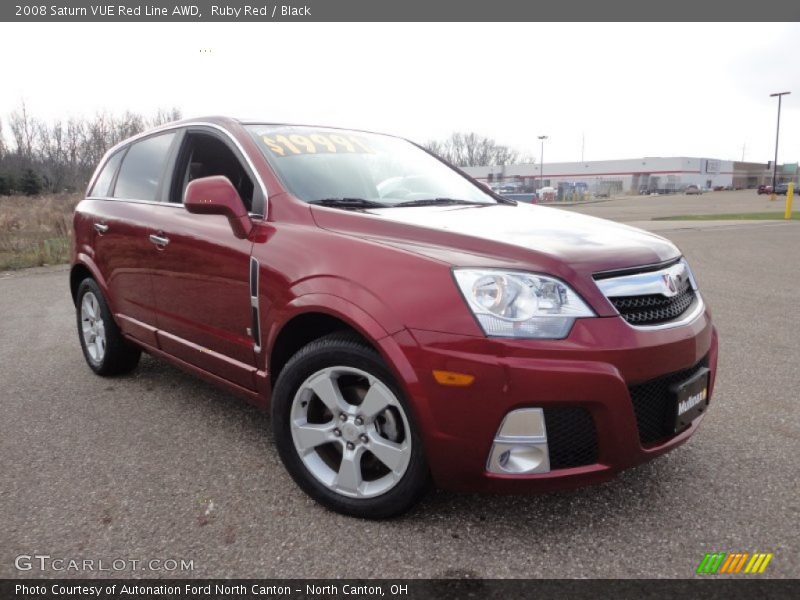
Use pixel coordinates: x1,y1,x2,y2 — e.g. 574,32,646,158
249,257,261,352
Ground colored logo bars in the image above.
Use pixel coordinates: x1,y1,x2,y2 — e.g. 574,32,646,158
696,552,773,574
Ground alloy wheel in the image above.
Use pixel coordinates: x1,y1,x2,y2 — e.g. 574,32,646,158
290,366,412,498
80,291,106,363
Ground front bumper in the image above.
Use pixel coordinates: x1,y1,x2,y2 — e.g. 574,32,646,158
384,309,718,493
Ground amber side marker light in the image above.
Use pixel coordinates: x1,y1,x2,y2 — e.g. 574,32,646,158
432,370,475,386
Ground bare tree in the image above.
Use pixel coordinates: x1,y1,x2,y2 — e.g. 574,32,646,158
0,105,185,194
65,118,83,177
0,119,6,160
422,132,528,167
423,139,446,159
150,107,182,127
8,102,39,160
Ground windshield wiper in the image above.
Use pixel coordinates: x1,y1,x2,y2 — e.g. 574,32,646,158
308,198,387,210
393,198,489,207
309,197,497,210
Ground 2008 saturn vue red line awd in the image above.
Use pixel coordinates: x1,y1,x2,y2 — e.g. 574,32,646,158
71,117,718,518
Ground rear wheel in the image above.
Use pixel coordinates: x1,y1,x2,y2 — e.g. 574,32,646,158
272,332,430,518
76,278,141,376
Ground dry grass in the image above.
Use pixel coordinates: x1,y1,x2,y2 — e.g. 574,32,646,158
0,193,81,270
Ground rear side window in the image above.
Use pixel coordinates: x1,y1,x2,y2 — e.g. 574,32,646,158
89,150,125,197
113,133,176,201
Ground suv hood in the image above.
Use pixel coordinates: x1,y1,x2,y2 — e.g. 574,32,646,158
312,202,680,277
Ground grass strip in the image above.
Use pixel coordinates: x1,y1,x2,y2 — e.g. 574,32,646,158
654,212,799,221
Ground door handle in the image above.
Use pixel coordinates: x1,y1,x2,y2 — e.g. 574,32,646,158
149,233,170,247
94,222,109,234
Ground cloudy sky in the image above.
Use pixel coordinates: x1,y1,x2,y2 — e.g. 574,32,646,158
1,22,799,165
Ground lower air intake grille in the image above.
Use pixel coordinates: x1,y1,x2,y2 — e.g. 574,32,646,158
629,357,709,445
543,407,599,469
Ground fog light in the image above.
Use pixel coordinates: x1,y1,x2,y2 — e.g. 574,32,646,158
487,408,550,474
489,443,550,474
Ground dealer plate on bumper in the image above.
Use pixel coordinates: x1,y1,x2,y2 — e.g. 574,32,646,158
672,367,710,432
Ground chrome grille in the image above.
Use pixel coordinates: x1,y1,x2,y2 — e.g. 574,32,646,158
595,259,701,328
610,278,696,325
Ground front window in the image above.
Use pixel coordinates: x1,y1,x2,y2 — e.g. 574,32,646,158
246,125,497,207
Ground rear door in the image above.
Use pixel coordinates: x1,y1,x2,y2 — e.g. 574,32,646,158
148,127,263,390
90,131,179,346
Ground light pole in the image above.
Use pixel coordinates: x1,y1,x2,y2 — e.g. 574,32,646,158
770,91,790,199
538,135,548,191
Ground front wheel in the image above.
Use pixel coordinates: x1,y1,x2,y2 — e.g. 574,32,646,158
272,332,430,518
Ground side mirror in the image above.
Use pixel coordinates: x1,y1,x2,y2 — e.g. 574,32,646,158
184,175,253,239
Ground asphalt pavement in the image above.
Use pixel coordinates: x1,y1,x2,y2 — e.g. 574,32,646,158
561,188,790,221
1,197,798,578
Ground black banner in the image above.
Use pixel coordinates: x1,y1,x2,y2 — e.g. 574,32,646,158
2,0,800,22
2,579,799,600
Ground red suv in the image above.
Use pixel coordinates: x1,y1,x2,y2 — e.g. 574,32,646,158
71,117,718,518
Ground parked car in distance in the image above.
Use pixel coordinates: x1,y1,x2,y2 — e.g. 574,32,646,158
757,184,773,195
503,192,540,204
775,183,791,195
494,183,523,196
71,117,719,518
684,185,703,195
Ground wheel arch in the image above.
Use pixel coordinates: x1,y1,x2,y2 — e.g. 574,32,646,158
264,294,426,430
69,255,109,307
267,295,391,387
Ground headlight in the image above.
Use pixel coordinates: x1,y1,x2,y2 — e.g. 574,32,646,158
453,269,594,339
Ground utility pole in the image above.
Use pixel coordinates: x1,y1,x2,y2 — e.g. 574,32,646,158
538,135,548,191
581,132,585,163
770,91,791,200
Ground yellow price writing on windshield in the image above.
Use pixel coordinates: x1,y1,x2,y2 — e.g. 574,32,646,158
261,132,373,157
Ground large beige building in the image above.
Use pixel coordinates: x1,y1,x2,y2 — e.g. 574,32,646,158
463,157,798,195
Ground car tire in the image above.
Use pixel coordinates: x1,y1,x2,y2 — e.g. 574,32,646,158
272,331,430,519
76,278,141,376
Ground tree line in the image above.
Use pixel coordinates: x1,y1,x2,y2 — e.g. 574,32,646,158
422,132,529,168
0,106,524,196
0,104,181,196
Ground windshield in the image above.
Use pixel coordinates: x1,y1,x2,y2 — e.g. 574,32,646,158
246,125,497,207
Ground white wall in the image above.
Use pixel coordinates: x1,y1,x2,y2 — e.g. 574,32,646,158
464,157,736,190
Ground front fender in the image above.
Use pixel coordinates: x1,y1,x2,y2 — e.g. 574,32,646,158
266,292,394,357
262,293,429,449
257,291,401,407
288,275,405,335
